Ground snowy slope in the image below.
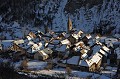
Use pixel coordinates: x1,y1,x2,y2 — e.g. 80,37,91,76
0,0,120,39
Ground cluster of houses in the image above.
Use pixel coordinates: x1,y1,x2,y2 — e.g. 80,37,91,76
0,17,120,77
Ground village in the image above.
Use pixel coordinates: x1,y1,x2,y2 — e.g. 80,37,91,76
0,17,120,79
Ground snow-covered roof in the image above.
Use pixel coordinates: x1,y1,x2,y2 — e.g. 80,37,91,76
28,41,35,45
51,39,60,45
107,42,113,48
64,34,70,38
74,41,84,47
102,45,110,53
86,34,92,39
72,34,79,39
95,35,100,39
18,41,31,50
88,39,96,47
73,46,81,52
42,48,53,54
92,45,101,54
14,39,24,45
28,32,36,39
78,30,83,35
47,44,55,49
79,52,102,67
96,41,103,46
114,34,120,39
90,52,102,64
45,33,52,37
1,42,13,49
39,50,48,56
64,56,80,65
53,34,58,38
79,59,94,67
55,45,67,52
105,38,118,44
61,39,70,45
99,37,107,43
99,49,107,57
80,49,88,54
114,47,120,59
26,35,32,41
31,42,44,53
81,53,88,59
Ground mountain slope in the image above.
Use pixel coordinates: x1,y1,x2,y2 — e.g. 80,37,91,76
0,0,120,39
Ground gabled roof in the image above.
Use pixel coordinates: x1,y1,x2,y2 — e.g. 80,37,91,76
99,37,107,43
90,52,102,64
71,34,79,39
102,45,110,53
14,39,24,45
51,39,60,45
64,34,70,38
32,42,43,50
95,35,100,39
92,45,101,54
17,41,32,50
74,41,84,47
105,38,118,44
61,39,70,45
81,53,88,59
1,41,13,49
55,45,67,52
86,34,92,39
99,49,107,57
73,46,81,52
77,30,83,35
26,35,32,41
79,52,102,67
38,50,48,56
46,43,55,49
63,56,80,65
79,59,94,67
28,32,36,39
28,41,35,45
88,39,96,47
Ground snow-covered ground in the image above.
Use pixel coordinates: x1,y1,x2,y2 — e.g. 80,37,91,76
14,60,47,70
16,67,114,79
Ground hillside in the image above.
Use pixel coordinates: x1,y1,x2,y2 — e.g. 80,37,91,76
0,0,120,39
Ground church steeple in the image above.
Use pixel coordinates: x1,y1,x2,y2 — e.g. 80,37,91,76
67,16,72,33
